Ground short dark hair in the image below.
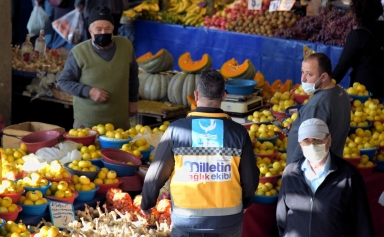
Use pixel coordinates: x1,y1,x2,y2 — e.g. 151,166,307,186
305,53,332,76
351,0,383,23
197,68,225,100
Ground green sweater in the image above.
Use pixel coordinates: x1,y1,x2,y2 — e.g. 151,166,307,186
72,37,133,128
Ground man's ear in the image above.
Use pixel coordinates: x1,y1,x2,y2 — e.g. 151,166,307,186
222,91,227,101
194,90,198,101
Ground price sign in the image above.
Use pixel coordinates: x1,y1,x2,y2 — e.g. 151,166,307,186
248,0,262,10
49,201,75,229
269,0,280,12
278,0,295,11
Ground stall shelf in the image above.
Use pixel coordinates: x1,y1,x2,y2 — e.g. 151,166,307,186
133,20,350,88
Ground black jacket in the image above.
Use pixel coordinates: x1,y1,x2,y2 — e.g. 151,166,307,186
332,21,384,99
276,153,374,237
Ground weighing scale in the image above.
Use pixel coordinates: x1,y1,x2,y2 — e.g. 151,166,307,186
221,92,264,117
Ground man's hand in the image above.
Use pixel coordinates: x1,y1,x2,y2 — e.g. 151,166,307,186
89,88,109,103
129,102,138,116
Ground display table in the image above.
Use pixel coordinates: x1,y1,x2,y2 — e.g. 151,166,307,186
242,171,384,237
16,194,106,227
134,20,350,88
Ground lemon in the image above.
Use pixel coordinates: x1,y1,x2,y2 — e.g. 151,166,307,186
81,184,92,191
105,123,115,131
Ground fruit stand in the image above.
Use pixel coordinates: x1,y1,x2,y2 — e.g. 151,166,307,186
133,19,350,87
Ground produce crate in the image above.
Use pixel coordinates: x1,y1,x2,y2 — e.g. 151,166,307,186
50,86,73,102
1,122,65,149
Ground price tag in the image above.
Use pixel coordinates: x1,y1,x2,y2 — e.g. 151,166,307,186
278,0,295,11
269,0,280,12
248,0,262,10
49,201,75,229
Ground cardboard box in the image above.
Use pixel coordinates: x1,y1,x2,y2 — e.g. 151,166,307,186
1,122,66,149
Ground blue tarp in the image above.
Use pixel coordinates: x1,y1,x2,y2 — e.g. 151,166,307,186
134,20,350,88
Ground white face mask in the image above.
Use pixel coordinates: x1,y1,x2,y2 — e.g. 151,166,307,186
302,143,328,163
301,75,323,94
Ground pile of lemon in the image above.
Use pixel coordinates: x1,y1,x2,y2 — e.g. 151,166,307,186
0,144,28,178
67,160,98,172
0,220,31,237
93,168,119,185
67,128,92,137
346,82,369,96
78,144,102,161
253,141,275,155
71,175,97,191
39,160,72,180
247,110,275,123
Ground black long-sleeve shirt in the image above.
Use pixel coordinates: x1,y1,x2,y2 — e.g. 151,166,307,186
332,21,384,99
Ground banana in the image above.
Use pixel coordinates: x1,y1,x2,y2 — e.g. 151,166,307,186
185,3,200,13
133,4,143,12
148,3,160,11
177,0,191,13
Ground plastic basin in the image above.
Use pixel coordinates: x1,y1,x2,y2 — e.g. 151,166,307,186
271,109,287,122
348,92,372,103
100,148,142,166
19,202,49,215
359,147,378,160
90,158,104,168
257,134,278,144
63,162,100,181
290,89,310,104
357,163,377,177
349,120,372,135
225,79,257,95
259,175,280,185
284,105,302,116
0,206,22,221
255,150,278,163
374,160,384,172
98,135,132,149
21,130,60,153
76,186,99,202
0,190,25,204
140,145,155,162
253,194,278,204
119,174,143,191
2,171,26,181
45,190,78,204
23,181,52,196
101,160,139,176
343,156,362,167
63,130,99,146
96,178,123,194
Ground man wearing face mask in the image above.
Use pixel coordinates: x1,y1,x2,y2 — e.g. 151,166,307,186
58,5,139,129
277,118,374,237
286,53,350,164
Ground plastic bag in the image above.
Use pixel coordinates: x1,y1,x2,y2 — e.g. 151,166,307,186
27,6,50,37
52,9,84,44
131,129,163,156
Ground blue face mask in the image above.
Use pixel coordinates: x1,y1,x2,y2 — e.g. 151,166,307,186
302,74,323,94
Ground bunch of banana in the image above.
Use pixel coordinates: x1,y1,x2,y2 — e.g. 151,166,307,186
167,0,191,14
159,11,183,24
184,7,207,26
133,1,160,12
122,9,137,19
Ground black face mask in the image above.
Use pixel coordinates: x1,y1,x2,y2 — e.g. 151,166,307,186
94,34,113,47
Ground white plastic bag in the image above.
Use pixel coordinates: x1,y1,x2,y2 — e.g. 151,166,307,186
131,129,163,156
27,6,49,37
52,9,84,44
36,147,67,162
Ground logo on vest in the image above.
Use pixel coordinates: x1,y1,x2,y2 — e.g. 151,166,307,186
179,155,232,182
